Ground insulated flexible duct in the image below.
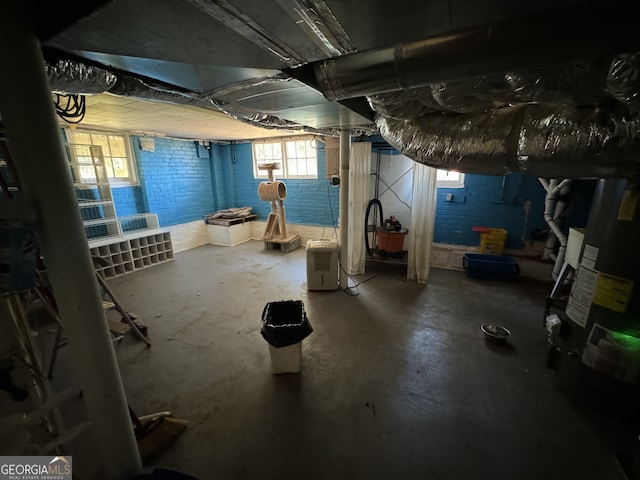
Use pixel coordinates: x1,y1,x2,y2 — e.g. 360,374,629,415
112,74,337,134
44,59,330,134
607,53,640,112
377,107,523,176
368,60,615,117
44,7,640,178
46,58,117,94
367,87,441,118
516,106,640,178
377,104,640,178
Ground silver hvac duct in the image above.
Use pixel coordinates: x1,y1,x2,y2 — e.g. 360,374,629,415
304,1,640,101
46,58,117,94
607,53,640,112
45,60,335,134
376,104,640,178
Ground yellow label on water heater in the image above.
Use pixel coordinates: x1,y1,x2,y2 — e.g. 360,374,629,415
617,189,638,221
592,272,634,313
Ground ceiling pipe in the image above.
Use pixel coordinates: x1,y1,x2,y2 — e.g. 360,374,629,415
295,1,640,101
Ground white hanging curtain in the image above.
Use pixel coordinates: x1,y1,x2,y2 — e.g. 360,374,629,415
347,142,372,275
407,162,438,283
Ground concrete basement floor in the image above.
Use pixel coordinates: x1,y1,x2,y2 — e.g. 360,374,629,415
57,240,634,479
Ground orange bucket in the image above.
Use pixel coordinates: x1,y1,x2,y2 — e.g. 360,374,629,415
376,229,408,253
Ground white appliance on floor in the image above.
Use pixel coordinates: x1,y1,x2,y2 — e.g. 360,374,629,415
306,239,339,291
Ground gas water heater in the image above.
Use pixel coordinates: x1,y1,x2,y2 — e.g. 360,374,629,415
555,179,640,416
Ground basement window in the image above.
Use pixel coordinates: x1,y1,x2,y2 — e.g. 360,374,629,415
65,129,138,186
437,170,465,188
253,137,318,179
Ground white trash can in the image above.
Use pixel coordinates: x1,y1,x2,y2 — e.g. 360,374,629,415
260,300,312,375
268,342,302,374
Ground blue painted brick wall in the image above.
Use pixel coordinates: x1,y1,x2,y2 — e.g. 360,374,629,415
210,143,228,212
111,186,145,217
435,173,547,249
377,147,592,250
132,136,215,227
434,173,595,249
120,133,592,250
220,141,339,227
368,142,551,249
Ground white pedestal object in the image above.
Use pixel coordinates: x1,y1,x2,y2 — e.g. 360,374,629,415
207,223,253,246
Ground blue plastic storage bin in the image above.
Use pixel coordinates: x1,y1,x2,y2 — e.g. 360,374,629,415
463,254,519,281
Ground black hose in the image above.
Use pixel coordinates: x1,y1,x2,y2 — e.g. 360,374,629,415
365,199,383,256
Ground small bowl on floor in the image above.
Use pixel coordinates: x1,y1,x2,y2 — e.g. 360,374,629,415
481,323,511,344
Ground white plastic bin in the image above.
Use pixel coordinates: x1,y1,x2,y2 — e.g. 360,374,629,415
268,342,302,374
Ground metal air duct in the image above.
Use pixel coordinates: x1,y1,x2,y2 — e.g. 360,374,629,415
300,1,640,101
43,58,329,133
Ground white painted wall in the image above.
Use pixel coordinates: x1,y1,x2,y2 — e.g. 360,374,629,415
372,153,414,230
170,218,550,280
207,222,253,246
168,220,208,253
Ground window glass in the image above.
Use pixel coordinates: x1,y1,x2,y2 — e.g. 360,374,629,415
66,130,136,185
253,137,318,179
437,170,465,188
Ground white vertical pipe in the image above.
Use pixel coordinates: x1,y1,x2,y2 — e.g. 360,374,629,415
539,178,572,280
551,180,572,278
339,130,351,288
542,179,558,260
0,12,142,479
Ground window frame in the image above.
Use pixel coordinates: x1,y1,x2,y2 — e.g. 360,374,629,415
436,170,465,188
252,136,319,180
65,128,138,186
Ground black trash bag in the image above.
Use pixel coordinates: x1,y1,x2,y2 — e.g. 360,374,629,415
261,300,313,348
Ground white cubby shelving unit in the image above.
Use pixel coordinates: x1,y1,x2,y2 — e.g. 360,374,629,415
89,230,174,279
66,143,174,279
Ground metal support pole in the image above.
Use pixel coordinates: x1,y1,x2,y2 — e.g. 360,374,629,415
0,12,142,479
339,130,351,288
